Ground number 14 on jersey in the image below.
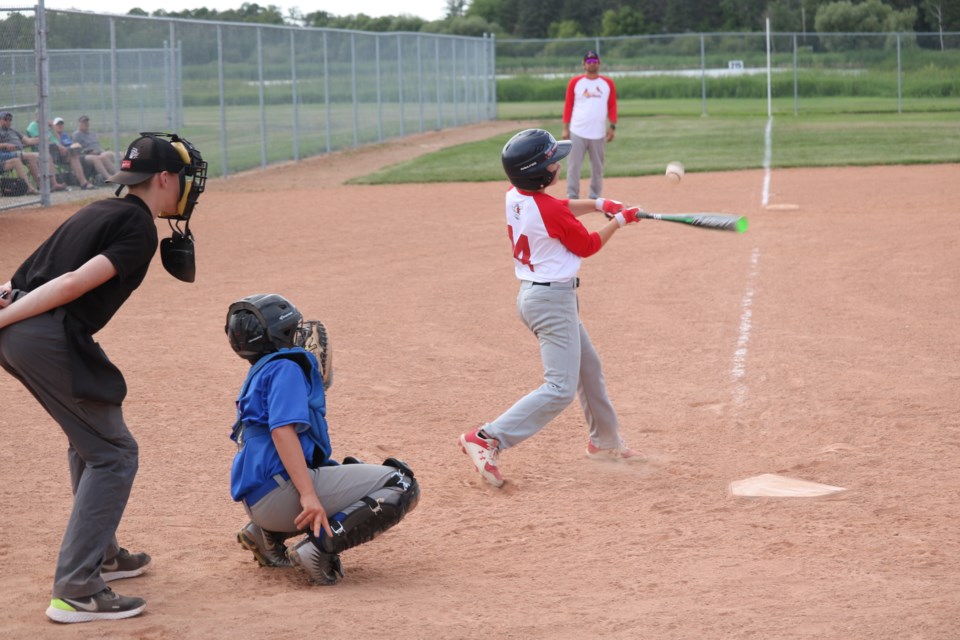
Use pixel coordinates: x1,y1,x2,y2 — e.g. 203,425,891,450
508,225,534,272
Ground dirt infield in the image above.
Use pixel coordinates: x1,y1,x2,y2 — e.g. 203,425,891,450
1,122,958,639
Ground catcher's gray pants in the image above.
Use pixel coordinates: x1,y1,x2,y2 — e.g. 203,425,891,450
0,313,134,599
566,133,606,199
483,279,622,450
246,464,396,533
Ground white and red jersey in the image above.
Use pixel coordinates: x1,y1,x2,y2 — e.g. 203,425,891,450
505,186,602,282
563,75,618,140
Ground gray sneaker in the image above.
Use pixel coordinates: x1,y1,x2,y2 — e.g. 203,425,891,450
101,548,151,582
46,587,146,623
237,522,292,568
289,537,343,585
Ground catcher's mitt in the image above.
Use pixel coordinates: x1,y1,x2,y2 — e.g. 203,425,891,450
295,320,333,390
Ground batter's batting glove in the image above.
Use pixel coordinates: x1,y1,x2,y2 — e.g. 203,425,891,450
614,206,643,227
595,198,623,216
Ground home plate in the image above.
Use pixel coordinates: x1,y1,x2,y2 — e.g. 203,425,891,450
764,203,800,211
730,473,846,497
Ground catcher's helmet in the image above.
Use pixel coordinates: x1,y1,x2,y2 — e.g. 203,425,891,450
501,128,572,191
226,294,303,363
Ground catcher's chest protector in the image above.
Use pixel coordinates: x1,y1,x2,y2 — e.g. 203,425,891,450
231,349,333,467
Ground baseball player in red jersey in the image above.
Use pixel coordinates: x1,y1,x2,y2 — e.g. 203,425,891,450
562,50,618,200
459,128,644,488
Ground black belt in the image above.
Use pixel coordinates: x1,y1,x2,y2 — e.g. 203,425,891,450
532,278,580,288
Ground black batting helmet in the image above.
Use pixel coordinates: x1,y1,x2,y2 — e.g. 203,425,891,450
501,128,572,191
225,294,303,363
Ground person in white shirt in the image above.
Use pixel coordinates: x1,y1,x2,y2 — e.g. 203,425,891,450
562,51,618,199
459,128,645,488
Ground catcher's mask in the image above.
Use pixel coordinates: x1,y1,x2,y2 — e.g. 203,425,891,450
501,128,571,191
226,294,303,363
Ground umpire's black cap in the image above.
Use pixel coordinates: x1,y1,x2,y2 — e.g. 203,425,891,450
107,135,186,186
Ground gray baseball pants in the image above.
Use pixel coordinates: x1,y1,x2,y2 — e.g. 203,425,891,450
483,279,622,450
246,464,396,533
0,312,134,599
566,133,606,199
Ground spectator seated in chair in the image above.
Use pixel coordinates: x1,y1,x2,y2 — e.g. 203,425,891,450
0,111,53,193
51,117,95,190
1,150,40,196
72,115,116,184
24,110,69,191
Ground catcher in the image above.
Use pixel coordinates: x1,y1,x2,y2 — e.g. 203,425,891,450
225,294,419,585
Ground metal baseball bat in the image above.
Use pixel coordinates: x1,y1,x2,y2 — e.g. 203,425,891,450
637,212,748,233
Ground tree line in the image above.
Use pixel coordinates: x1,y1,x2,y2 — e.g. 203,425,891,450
133,0,958,38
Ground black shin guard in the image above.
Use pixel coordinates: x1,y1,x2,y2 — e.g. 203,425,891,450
315,462,420,555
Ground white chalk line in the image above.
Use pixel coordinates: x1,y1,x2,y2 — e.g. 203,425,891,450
732,247,760,406
730,118,770,405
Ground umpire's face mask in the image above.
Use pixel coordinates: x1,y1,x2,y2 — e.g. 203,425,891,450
160,227,196,283
156,135,205,283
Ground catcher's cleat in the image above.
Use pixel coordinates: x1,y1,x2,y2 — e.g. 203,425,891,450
289,538,343,586
459,429,504,488
101,548,151,582
237,522,292,568
585,440,647,462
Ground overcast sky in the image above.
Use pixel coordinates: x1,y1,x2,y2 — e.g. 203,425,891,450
41,0,448,22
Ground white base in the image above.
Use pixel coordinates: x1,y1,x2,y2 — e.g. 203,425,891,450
730,473,845,497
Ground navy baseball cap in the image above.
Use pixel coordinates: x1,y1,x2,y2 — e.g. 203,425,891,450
108,134,186,186
584,51,600,62
0,111,12,120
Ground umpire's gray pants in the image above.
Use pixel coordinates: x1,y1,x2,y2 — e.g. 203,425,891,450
246,464,396,533
566,133,606,199
483,279,622,450
0,313,134,599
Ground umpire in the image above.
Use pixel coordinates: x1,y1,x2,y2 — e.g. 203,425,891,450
0,133,207,624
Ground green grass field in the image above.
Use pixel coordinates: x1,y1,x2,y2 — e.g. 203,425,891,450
350,98,960,185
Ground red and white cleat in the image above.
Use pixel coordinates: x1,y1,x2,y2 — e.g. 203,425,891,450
459,429,505,487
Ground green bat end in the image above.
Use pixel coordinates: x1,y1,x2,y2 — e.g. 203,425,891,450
736,217,749,234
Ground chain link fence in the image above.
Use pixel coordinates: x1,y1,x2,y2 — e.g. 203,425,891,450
0,8,496,209
497,31,960,115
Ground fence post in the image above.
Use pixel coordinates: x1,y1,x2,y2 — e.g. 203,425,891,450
435,37,442,130
36,1,50,205
417,35,424,133
256,27,266,168
291,30,300,161
700,33,707,117
169,22,177,130
452,38,458,127
351,33,359,147
217,25,228,177
376,34,383,142
896,33,902,114
397,34,405,137
110,17,120,174
490,33,497,120
793,33,799,116
323,31,331,153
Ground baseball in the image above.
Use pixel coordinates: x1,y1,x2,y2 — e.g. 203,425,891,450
666,161,685,184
